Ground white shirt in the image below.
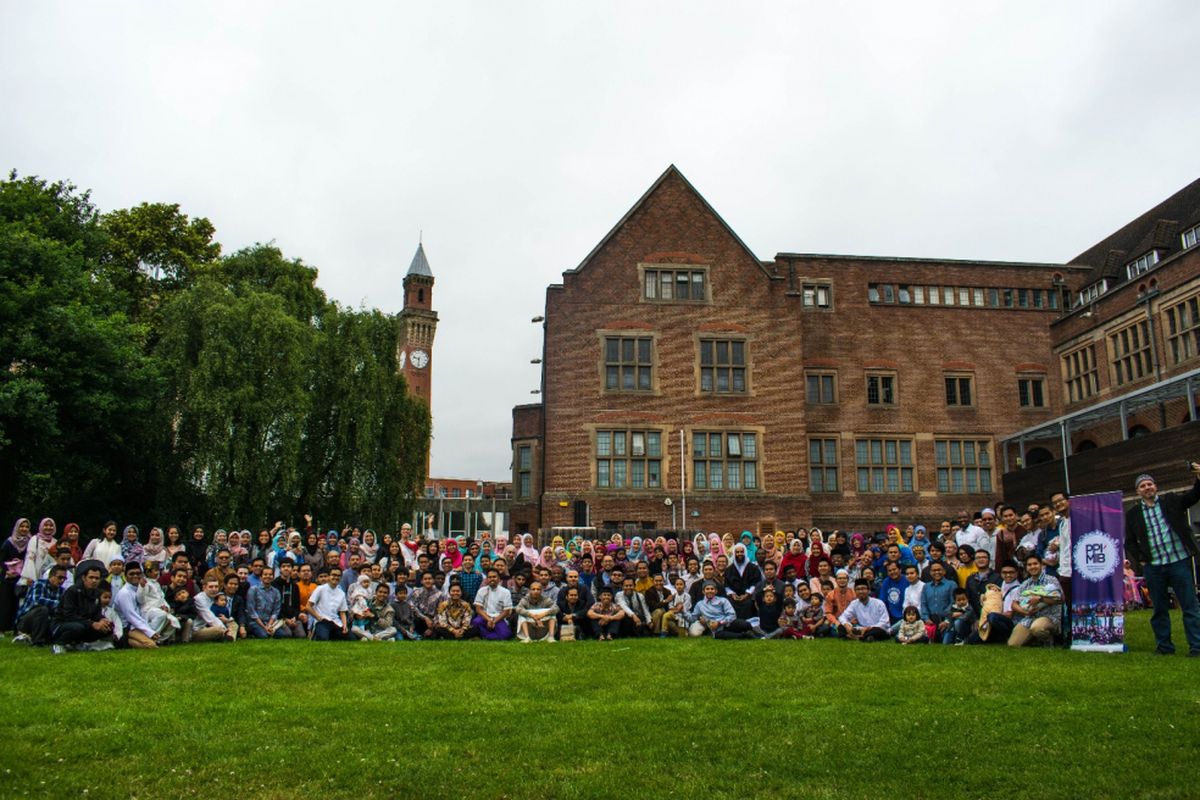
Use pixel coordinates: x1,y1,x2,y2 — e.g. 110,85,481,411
838,597,889,629
308,583,348,622
1057,517,1072,578
473,584,513,616
902,580,926,615
956,524,986,552
193,591,227,631
115,581,155,637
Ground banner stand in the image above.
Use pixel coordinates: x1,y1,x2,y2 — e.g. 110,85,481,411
1068,490,1126,653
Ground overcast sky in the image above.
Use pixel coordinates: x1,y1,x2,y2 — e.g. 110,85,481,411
4,2,1199,481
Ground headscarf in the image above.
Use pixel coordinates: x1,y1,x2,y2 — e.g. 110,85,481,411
708,532,724,557
720,533,735,556
360,530,379,563
780,539,807,577
305,532,321,555
6,518,31,578
850,533,866,555
692,534,710,562
739,531,757,563
444,538,463,570
120,524,144,563
517,534,539,565
228,530,249,561
538,546,555,570
36,518,56,546
627,537,644,563
143,527,167,564
61,522,83,563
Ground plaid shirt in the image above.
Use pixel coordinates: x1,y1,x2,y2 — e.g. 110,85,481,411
16,578,64,623
1141,501,1190,566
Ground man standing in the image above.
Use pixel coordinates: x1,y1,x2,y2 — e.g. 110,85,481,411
1125,466,1200,656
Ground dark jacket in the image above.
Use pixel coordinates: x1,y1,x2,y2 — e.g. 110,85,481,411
1125,478,1200,568
53,584,102,626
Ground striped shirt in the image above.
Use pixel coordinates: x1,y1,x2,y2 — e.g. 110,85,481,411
1141,501,1189,566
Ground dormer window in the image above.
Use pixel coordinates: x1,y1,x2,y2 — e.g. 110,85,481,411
1076,279,1109,307
642,265,708,302
1125,250,1161,280
1182,223,1199,250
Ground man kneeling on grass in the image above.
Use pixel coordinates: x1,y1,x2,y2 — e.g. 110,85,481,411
307,568,350,641
838,578,891,641
51,566,114,654
516,579,557,642
192,577,238,642
1008,553,1062,647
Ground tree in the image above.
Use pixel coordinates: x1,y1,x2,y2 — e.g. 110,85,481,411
0,173,159,523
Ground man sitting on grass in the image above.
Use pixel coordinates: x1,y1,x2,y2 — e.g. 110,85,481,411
307,568,350,641
472,568,513,640
192,577,238,642
432,583,478,640
516,579,558,643
51,566,113,654
838,578,891,642
13,564,68,646
687,580,755,639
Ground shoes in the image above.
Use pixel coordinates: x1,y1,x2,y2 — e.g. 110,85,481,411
79,640,115,652
1154,648,1174,656
11,633,32,645
1188,650,1200,658
51,644,67,655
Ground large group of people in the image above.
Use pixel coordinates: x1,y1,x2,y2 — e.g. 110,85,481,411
3,467,1198,655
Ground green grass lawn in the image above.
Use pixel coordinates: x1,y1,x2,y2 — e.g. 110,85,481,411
1,611,1197,800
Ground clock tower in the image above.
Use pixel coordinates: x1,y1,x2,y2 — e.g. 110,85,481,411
398,241,437,408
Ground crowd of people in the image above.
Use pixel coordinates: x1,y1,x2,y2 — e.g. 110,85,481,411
3,471,1198,654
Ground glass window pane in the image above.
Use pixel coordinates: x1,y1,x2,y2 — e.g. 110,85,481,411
622,339,634,361
973,288,984,306
964,441,975,466
638,338,650,363
677,273,689,299
951,470,964,493
885,440,897,464
660,273,672,299
647,432,660,457
710,464,723,489
648,460,660,488
613,432,626,456
631,462,644,488
950,441,961,465
824,440,837,463
978,443,989,466
605,338,618,362
716,371,729,392
806,374,819,399
645,272,656,299
700,341,713,366
632,432,645,457
886,468,899,492
732,369,745,392
857,468,869,492
810,468,823,492
597,432,611,456
871,440,883,464
622,369,634,390
731,341,745,365
694,461,706,489
899,440,912,465
966,471,977,493
692,272,704,299
716,341,729,363
606,366,618,389
980,468,991,492
727,462,741,490
598,460,610,487
901,469,913,492
810,440,822,464
638,367,651,390
914,286,925,304
937,468,949,493
936,440,947,465
701,369,713,392
613,460,626,488
871,470,884,493
856,440,868,464
742,434,756,458
693,433,705,457
728,435,741,457
710,434,721,455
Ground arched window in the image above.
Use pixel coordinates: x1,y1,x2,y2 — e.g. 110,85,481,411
1128,425,1151,438
1075,439,1098,452
1025,447,1054,466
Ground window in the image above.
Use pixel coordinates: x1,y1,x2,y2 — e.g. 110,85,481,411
596,430,661,489
805,371,837,404
1017,288,1030,308
1125,250,1161,280
1018,377,1046,408
943,287,955,305
987,288,1000,308
958,287,970,306
1062,344,1099,403
801,282,832,309
944,374,974,407
809,438,839,493
868,283,895,304
450,488,461,498
1109,320,1153,386
935,439,992,494
1164,293,1200,365
517,445,533,498
898,285,912,304
643,267,707,302
604,336,653,392
693,431,759,491
1183,224,1200,250
1077,280,1108,307
855,438,914,493
927,286,940,305
913,286,925,304
866,372,896,406
699,339,747,394
973,288,984,307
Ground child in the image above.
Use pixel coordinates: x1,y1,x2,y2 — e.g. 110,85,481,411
391,584,421,640
801,592,827,637
92,587,119,651
896,605,926,644
944,587,976,644
348,573,373,634
777,598,806,639
661,576,691,638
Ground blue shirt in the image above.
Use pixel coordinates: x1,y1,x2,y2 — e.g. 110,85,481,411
688,596,736,625
879,575,907,620
16,578,63,623
919,578,955,620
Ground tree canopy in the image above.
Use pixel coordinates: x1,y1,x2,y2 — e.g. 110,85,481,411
0,171,430,533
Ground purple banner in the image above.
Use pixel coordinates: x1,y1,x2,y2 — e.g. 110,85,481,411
1069,490,1126,652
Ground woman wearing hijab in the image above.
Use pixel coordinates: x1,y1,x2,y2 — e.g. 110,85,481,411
184,525,208,571
627,537,645,564
708,533,725,559
115,524,143,567
2,519,32,631
810,528,830,555
21,518,58,589
443,538,464,570
692,534,710,563
720,533,736,558
60,523,84,564
779,539,808,581
738,531,758,563
360,530,380,565
303,532,325,573
205,529,229,569
84,521,123,569
804,542,831,580
142,528,168,569
516,534,539,567
759,534,781,568
227,530,249,567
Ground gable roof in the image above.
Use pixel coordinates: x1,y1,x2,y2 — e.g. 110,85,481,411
567,165,774,279
1068,176,1200,276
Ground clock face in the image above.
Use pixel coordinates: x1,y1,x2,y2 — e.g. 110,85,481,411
410,349,429,369
398,349,407,369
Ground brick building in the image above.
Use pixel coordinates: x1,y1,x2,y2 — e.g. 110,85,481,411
508,165,1139,536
